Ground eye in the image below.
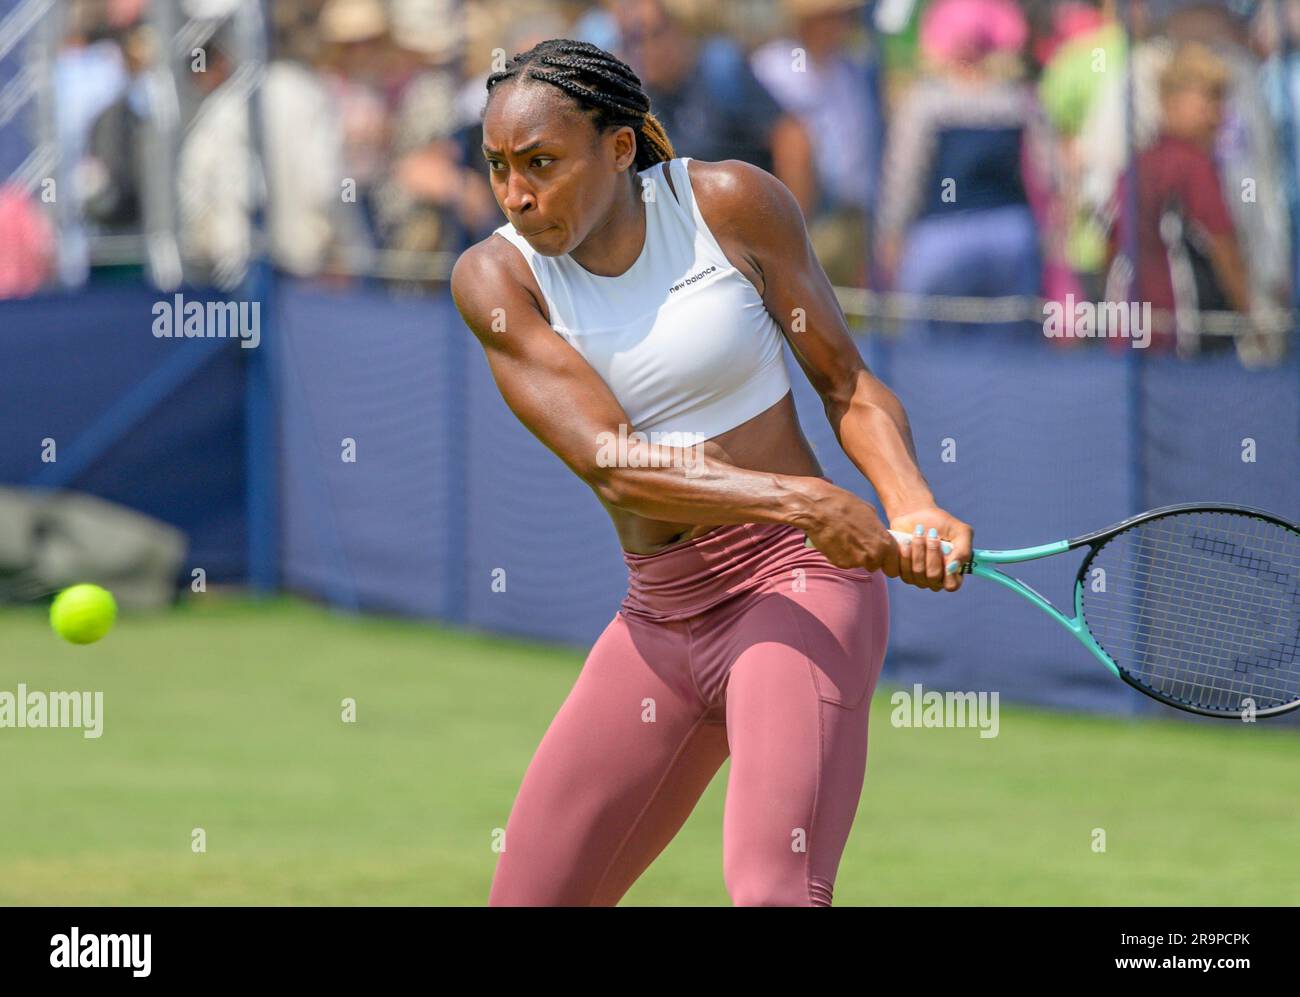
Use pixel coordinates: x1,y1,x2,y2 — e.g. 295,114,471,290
485,157,551,173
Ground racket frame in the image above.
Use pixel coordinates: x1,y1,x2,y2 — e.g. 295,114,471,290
968,502,1300,718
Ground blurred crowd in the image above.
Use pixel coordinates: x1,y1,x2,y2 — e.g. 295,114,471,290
2,0,1299,361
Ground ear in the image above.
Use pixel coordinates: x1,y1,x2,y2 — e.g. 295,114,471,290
607,123,638,172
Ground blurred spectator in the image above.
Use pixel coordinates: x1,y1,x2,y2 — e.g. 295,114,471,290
55,3,130,175
876,0,1048,335
1164,4,1291,357
1076,4,1288,353
263,7,347,276
178,11,354,285
1108,42,1250,354
453,0,580,128
177,28,258,289
1036,0,1121,299
620,0,818,217
918,0,1027,67
573,0,624,52
873,0,925,99
317,0,394,248
1028,0,1106,72
371,0,499,273
0,185,56,298
1260,0,1300,299
1066,7,1163,235
54,0,134,284
82,24,155,237
105,0,148,25
751,0,883,288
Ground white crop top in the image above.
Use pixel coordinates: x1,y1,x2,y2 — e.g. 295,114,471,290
492,156,792,448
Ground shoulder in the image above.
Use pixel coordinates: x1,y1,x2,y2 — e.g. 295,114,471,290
450,231,548,332
685,157,785,208
449,233,512,305
685,158,805,254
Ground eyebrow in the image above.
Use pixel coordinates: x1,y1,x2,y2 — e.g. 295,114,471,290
481,141,549,156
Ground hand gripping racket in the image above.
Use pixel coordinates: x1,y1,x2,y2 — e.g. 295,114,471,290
809,503,1300,718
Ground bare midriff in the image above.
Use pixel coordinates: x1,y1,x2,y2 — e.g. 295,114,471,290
607,390,825,554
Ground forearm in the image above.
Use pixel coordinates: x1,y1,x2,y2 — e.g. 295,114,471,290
827,370,935,519
600,448,838,532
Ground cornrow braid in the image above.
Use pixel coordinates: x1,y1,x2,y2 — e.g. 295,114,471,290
484,38,675,170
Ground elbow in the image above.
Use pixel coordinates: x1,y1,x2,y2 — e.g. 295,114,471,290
584,436,689,510
589,454,663,512
823,379,856,421
588,461,624,508
583,432,659,508
822,367,871,420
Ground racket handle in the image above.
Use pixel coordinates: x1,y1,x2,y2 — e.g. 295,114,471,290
888,528,955,557
803,529,954,556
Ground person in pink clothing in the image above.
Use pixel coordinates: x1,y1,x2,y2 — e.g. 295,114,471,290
919,0,1028,68
0,185,55,298
452,38,972,906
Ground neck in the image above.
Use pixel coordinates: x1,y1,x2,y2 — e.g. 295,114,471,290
569,171,646,277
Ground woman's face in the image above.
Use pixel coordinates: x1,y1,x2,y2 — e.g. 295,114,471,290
481,83,636,256
622,0,691,89
1162,83,1225,149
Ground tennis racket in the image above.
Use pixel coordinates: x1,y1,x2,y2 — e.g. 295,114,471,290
809,503,1300,718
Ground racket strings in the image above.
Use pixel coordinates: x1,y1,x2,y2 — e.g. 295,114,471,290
1091,564,1298,709
1080,511,1300,714
1085,522,1299,710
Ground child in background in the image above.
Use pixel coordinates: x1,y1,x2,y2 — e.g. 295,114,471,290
1108,42,1250,354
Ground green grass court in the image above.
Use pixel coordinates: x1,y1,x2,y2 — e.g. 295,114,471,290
1,596,1294,905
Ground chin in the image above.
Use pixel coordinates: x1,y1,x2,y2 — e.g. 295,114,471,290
528,229,567,255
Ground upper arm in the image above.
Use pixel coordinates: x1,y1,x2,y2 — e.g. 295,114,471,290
449,239,635,496
693,160,869,408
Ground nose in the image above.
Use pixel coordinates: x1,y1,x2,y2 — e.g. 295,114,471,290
502,171,536,217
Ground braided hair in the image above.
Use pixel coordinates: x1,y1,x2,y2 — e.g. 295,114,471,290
484,39,675,170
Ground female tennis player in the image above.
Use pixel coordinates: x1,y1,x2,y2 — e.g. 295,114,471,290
451,39,973,906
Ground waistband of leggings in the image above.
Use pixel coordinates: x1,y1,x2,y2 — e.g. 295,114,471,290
621,521,808,621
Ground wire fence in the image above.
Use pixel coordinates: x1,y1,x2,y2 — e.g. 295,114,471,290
3,0,1299,366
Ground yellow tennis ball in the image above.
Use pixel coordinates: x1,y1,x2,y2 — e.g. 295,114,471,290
50,584,117,645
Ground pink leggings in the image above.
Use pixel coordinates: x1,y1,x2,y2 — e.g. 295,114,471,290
487,520,889,906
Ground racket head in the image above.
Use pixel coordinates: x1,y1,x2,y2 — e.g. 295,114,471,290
1073,504,1300,718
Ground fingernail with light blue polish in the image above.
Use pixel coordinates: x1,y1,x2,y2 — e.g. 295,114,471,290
927,528,939,539
914,524,924,537
946,560,960,575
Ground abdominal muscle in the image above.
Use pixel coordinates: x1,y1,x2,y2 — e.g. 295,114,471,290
605,390,826,555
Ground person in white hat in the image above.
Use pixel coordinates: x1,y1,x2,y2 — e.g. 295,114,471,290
317,0,393,250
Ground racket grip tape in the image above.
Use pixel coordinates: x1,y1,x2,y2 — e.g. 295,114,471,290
803,529,955,556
